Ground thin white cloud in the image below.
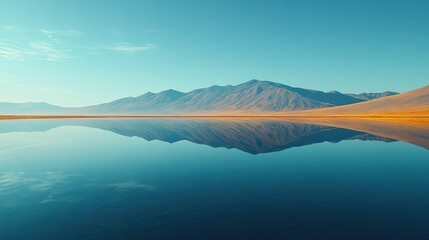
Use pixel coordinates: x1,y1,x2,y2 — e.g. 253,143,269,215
0,41,71,62
29,42,70,61
0,27,79,61
1,26,82,37
1,27,158,60
0,42,36,61
40,29,82,37
107,42,157,53
0,47,34,61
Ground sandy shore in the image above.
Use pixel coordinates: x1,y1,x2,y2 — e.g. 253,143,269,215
0,114,428,120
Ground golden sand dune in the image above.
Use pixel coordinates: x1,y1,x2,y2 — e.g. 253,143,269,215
280,85,429,117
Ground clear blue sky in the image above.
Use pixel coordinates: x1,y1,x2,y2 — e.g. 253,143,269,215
1,0,428,106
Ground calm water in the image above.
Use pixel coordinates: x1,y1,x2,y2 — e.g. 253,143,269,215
0,119,428,240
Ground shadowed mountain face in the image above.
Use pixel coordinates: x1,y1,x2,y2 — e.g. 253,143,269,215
0,119,398,154
0,80,398,115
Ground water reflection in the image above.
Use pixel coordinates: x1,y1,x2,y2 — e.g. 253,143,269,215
0,118,428,240
1,118,427,154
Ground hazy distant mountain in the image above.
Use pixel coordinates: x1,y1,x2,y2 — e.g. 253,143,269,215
81,89,186,114
0,80,400,115
78,80,396,114
0,102,65,114
345,91,398,100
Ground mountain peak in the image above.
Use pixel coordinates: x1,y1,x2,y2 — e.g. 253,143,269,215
239,79,286,88
241,79,275,85
159,89,185,100
245,79,261,84
160,89,184,95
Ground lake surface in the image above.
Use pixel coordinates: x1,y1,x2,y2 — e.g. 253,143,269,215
0,118,428,240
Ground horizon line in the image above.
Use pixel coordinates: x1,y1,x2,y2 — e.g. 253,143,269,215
1,114,428,120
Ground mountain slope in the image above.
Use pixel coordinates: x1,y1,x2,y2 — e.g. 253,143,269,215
285,85,429,116
81,89,185,114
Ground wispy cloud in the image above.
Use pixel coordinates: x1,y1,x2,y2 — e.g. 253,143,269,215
40,29,82,37
0,41,71,62
107,42,157,53
1,26,158,60
0,41,35,61
0,27,78,61
29,42,71,61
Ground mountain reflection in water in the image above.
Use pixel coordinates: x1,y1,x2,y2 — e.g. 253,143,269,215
1,118,427,154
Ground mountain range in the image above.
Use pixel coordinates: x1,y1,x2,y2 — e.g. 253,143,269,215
0,80,399,115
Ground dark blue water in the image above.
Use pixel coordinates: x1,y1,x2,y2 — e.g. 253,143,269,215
0,119,428,240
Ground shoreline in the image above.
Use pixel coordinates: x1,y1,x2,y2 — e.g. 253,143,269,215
1,115,428,120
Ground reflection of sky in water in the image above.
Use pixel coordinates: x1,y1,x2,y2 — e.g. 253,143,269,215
0,171,79,207
0,122,428,240
0,171,153,208
0,138,54,155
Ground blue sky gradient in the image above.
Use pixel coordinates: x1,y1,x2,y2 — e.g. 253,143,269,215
1,0,428,106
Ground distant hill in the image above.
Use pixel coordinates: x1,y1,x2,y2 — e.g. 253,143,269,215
0,102,66,114
0,80,401,115
345,91,398,100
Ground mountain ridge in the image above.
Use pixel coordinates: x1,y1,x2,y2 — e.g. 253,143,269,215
75,80,399,114
0,80,400,115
